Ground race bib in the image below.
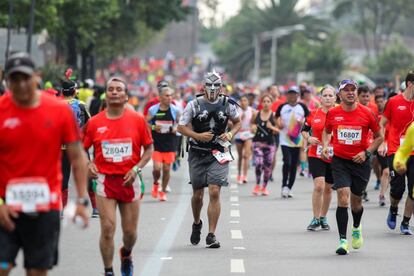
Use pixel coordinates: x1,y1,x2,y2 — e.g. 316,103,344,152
212,149,234,164
6,177,50,213
102,138,132,163
239,130,254,141
156,120,173,134
316,145,333,158
337,126,362,145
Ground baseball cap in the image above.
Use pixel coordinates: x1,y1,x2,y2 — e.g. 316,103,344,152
286,86,300,94
5,52,35,77
338,79,358,91
157,80,169,92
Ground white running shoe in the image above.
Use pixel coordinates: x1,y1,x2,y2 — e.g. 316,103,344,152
158,185,172,193
281,186,289,198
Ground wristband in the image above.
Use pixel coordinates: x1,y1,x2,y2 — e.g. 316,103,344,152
76,197,89,207
133,166,141,174
227,132,233,140
0,198,4,206
152,125,155,131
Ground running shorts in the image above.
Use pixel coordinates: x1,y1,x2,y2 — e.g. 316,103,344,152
152,151,176,165
331,155,371,196
95,173,141,202
0,211,60,269
308,157,334,184
387,154,414,200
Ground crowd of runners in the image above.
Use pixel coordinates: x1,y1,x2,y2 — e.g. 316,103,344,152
0,52,413,275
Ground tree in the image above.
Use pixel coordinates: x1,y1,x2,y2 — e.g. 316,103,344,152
333,0,414,58
376,40,414,77
212,0,329,81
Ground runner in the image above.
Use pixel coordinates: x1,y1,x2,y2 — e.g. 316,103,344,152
177,71,241,248
301,85,336,231
147,86,180,201
378,71,414,235
0,52,89,275
83,77,153,275
357,85,378,202
374,94,390,207
235,95,254,184
322,79,382,255
60,78,98,218
251,94,279,195
276,86,310,198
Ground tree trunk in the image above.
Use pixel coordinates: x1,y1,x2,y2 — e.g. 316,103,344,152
66,31,77,69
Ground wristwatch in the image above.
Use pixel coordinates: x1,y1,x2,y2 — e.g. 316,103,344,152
365,150,372,160
76,197,89,207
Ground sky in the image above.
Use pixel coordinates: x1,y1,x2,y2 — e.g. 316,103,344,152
198,0,310,27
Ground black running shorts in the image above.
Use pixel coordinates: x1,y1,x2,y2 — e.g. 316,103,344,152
308,157,334,184
388,154,414,200
0,211,60,269
331,156,371,196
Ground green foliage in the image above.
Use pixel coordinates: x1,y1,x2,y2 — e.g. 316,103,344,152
376,41,414,76
212,0,330,81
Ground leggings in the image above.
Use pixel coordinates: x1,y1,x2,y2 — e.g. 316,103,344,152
281,145,300,189
253,142,276,187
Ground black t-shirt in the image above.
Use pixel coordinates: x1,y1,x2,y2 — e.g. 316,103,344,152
253,111,275,144
150,107,177,152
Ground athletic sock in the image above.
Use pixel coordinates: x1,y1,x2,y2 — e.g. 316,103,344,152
390,205,398,215
402,216,411,226
104,267,114,274
336,207,348,239
352,207,364,228
121,247,132,257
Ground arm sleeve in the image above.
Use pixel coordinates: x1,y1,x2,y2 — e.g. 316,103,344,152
229,103,240,120
394,123,414,167
301,112,313,132
178,101,194,126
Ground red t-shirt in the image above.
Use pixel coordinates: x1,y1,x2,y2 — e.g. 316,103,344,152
365,102,379,144
325,104,380,160
143,97,159,116
383,94,414,155
271,98,285,113
83,109,153,175
304,108,332,162
0,93,80,210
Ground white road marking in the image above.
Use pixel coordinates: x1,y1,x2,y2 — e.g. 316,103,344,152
160,257,173,260
233,247,246,250
230,196,239,202
231,210,240,217
230,184,238,189
231,190,239,193
231,203,240,206
231,230,243,239
160,218,166,221
229,220,240,224
231,259,245,273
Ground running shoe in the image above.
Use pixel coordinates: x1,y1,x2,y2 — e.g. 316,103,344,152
206,233,220,248
379,195,386,207
307,218,320,231
335,239,349,255
400,223,413,235
151,183,159,199
91,208,99,218
120,249,133,276
281,186,289,198
252,185,260,196
387,209,397,230
242,175,248,184
320,217,330,231
237,175,242,184
104,272,114,276
287,188,293,198
351,225,363,249
299,171,305,177
159,191,167,202
374,179,380,190
157,185,172,192
261,187,269,196
190,220,202,245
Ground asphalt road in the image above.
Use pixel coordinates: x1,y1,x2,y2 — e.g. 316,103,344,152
13,151,414,276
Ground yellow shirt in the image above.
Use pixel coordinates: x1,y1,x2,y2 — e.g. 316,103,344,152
394,122,414,170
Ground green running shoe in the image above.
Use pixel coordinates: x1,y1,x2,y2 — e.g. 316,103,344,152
336,238,349,255
352,225,363,249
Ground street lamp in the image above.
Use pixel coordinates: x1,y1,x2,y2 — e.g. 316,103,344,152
252,24,305,83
